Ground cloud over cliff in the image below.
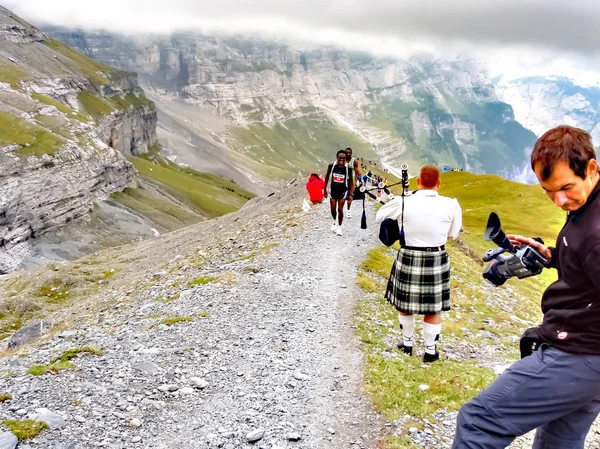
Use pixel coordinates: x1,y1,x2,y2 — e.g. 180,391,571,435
6,0,600,82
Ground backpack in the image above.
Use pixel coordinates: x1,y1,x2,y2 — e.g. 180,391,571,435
378,218,400,246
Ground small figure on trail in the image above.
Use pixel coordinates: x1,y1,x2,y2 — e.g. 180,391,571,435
376,164,462,363
345,147,360,218
324,150,354,236
306,173,325,204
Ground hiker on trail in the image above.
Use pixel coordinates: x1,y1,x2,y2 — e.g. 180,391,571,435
324,150,354,236
345,147,360,218
453,126,600,449
306,173,325,204
376,164,462,363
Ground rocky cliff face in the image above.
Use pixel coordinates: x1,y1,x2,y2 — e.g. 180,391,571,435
48,30,536,178
495,76,600,143
0,7,157,273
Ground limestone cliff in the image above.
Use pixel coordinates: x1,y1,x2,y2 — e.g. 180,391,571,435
47,30,536,178
0,7,157,273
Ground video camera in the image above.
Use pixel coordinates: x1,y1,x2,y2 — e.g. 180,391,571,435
482,212,548,287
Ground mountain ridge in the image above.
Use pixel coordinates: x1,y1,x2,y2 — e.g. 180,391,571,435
45,29,537,179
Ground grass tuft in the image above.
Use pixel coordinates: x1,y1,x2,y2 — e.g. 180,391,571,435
0,393,13,402
160,317,193,326
188,276,219,287
27,361,76,376
49,346,104,364
38,278,73,303
2,419,49,440
27,346,103,376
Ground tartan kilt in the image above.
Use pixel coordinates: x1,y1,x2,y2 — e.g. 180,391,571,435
385,248,451,315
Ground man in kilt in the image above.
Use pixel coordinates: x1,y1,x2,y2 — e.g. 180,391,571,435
376,164,462,362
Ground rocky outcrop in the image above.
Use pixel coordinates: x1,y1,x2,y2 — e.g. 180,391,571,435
0,142,134,273
0,6,45,44
0,7,157,273
99,103,157,156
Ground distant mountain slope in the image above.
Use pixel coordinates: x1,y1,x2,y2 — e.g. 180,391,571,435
46,29,537,179
495,76,600,143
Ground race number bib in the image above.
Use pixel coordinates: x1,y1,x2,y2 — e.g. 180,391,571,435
333,173,346,183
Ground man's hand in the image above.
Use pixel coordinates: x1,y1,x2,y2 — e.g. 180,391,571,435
507,234,552,263
323,190,328,199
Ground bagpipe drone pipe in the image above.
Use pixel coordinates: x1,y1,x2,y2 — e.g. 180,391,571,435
358,163,413,230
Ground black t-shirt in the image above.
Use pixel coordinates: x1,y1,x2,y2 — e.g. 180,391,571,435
539,182,600,354
329,163,351,198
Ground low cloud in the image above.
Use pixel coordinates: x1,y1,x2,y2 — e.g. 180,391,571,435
5,0,600,82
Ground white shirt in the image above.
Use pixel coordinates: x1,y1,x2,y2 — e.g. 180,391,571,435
375,189,462,247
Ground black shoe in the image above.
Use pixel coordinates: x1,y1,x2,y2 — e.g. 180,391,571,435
397,342,413,355
423,350,439,363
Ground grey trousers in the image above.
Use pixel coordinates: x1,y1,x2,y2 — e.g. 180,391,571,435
453,346,600,449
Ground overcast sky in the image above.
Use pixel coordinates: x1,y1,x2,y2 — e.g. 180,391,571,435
5,0,600,84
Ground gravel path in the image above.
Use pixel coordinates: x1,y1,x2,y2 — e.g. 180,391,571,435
0,199,382,449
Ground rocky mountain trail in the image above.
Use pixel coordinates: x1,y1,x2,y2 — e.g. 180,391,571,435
0,185,384,448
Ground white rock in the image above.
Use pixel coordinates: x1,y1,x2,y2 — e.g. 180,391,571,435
293,371,310,381
189,377,209,389
178,387,194,395
287,432,302,441
33,408,67,429
130,418,142,428
418,384,430,392
0,432,18,449
246,429,264,443
133,361,159,374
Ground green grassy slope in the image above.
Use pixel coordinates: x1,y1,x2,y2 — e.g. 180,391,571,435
123,150,256,220
366,95,537,174
233,110,378,179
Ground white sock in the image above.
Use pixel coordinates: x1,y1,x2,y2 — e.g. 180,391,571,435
423,323,442,355
398,314,415,347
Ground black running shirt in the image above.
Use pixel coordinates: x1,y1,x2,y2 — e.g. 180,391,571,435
330,163,352,199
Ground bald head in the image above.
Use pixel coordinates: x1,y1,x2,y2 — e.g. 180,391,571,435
418,164,441,189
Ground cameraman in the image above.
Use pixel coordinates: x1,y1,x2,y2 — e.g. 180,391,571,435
453,125,600,448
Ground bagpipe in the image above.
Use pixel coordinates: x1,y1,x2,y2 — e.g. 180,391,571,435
357,164,413,235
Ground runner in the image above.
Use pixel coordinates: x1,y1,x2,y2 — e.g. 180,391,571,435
324,150,354,236
344,147,360,218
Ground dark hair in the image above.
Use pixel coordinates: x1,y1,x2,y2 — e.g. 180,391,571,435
310,172,320,178
530,125,596,181
337,150,347,157
419,164,440,188
345,147,352,152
